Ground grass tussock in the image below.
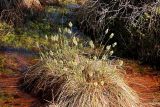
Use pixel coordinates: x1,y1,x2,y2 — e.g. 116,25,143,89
21,22,142,107
55,60,140,107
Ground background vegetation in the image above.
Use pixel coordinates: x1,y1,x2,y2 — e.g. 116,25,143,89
77,0,160,68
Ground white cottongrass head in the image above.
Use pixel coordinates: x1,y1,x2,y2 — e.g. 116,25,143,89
93,56,97,60
69,22,73,28
72,37,78,46
105,29,109,35
55,35,59,41
100,81,105,86
112,42,117,47
53,59,58,65
109,33,114,39
67,29,72,34
50,50,54,56
64,28,68,32
51,36,54,41
45,35,48,40
89,40,95,49
118,60,124,66
102,55,106,60
51,36,57,42
106,45,111,50
51,35,59,42
71,61,78,66
63,67,68,72
59,60,64,64
110,50,114,56
36,42,39,48
59,28,62,33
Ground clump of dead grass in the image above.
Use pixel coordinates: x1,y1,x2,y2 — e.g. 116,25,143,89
21,22,142,107
55,60,141,107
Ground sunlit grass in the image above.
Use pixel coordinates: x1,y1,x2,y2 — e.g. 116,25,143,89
0,21,62,49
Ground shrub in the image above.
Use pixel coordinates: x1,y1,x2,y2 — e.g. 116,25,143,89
77,0,160,68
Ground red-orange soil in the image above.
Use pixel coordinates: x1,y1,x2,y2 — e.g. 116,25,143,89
0,52,159,107
0,52,41,107
125,60,160,107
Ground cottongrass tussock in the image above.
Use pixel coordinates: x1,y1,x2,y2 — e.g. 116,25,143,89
21,23,142,107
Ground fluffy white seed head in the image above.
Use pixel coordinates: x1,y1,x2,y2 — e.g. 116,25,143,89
51,36,55,41
73,37,78,46
63,67,68,72
100,81,105,86
59,60,64,64
112,42,117,47
50,50,54,56
94,82,98,87
119,60,124,66
72,61,78,66
36,42,39,48
69,22,73,28
67,29,72,34
64,28,68,32
109,33,114,39
106,45,111,50
89,40,95,49
110,50,114,56
105,29,109,34
45,35,48,40
59,28,62,33
55,35,59,41
93,56,97,60
54,59,58,65
102,55,106,60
